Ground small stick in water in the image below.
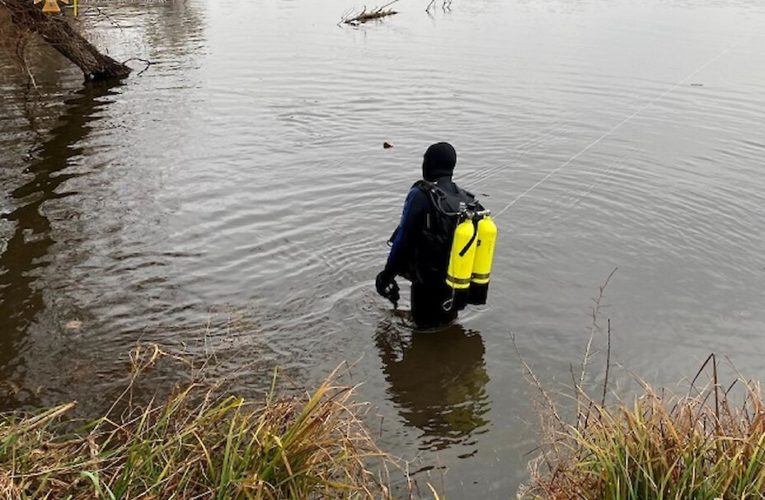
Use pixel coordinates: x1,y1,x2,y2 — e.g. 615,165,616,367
341,0,399,25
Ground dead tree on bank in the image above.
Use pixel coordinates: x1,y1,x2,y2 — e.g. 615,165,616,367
0,0,130,81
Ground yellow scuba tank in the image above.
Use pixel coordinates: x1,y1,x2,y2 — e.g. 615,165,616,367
468,214,498,305
445,203,478,309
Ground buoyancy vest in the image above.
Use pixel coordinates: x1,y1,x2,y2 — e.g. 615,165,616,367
409,180,476,285
392,180,497,310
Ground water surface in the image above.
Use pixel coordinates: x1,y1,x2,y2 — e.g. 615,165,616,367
1,0,765,495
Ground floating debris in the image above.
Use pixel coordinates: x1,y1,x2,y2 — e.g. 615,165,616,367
341,0,399,25
65,320,82,330
427,0,453,12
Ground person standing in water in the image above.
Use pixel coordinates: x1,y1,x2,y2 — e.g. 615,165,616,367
376,142,479,329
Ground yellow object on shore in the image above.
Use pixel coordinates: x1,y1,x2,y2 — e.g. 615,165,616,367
37,0,75,15
42,0,60,13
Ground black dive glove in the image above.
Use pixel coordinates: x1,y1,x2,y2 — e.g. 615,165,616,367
375,271,400,308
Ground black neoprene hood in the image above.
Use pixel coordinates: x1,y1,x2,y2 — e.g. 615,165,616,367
422,142,457,181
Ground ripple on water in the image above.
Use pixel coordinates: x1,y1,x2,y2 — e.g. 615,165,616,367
2,0,765,496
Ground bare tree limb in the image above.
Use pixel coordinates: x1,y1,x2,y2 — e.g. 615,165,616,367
122,56,153,76
1,0,130,81
341,0,399,25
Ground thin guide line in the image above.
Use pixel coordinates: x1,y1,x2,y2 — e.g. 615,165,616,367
494,38,742,219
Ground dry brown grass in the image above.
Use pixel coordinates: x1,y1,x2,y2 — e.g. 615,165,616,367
519,348,765,498
518,269,765,499
0,344,394,499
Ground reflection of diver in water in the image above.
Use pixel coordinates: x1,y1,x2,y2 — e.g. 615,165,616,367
375,320,491,451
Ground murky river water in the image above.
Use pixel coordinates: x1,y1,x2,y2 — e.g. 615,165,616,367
2,0,765,496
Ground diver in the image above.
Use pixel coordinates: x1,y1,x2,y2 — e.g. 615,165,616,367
375,142,497,329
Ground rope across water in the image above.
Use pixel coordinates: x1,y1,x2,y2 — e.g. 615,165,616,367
489,37,744,220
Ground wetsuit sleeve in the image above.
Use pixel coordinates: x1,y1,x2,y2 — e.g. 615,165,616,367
382,187,429,280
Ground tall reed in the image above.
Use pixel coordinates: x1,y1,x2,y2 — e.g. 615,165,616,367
520,354,765,499
0,344,392,499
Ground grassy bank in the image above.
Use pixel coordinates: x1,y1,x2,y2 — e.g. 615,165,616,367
520,354,765,499
0,345,392,499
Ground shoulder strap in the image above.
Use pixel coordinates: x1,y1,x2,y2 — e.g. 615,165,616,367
411,180,449,214
411,179,435,192
412,180,481,216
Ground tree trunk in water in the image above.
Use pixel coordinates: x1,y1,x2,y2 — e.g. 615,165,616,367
1,0,130,81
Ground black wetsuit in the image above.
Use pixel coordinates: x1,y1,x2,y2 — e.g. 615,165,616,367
379,142,473,329
383,176,473,329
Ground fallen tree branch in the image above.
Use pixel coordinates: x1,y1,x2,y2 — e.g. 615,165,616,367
0,0,131,81
122,56,153,76
341,0,398,25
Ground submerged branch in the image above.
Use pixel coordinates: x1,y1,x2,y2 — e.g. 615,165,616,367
121,56,153,76
341,0,399,25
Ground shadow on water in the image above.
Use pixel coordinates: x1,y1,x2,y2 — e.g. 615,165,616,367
0,82,121,409
374,320,491,452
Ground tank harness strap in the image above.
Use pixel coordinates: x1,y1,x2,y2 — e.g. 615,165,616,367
458,218,478,257
415,180,457,217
